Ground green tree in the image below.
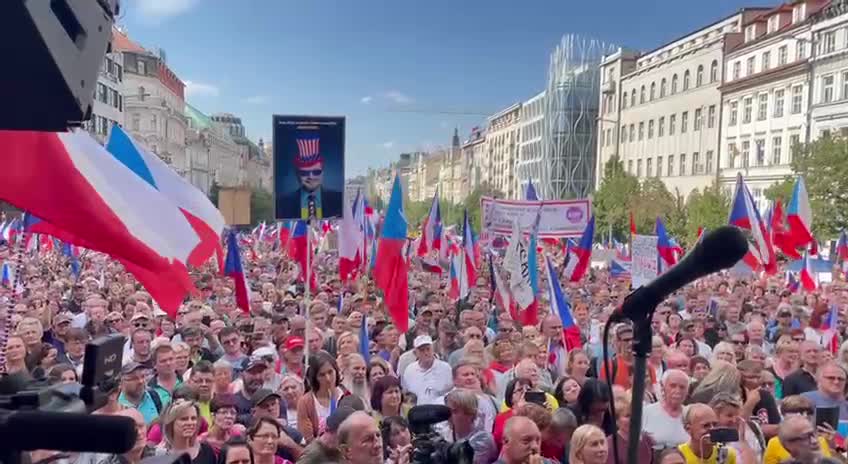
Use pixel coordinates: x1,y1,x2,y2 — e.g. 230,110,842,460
250,188,274,225
766,135,848,236
636,177,686,240
464,182,501,232
764,178,794,206
593,156,641,242
405,200,431,230
685,183,731,245
208,181,220,207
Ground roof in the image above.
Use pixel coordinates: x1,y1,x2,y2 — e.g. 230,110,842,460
185,103,214,131
111,27,147,54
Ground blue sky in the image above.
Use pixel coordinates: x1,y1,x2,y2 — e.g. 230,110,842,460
123,0,755,177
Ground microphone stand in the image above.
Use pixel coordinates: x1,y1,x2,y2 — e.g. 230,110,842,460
626,305,655,464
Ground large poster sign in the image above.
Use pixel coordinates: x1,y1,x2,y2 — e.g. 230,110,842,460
631,234,659,288
273,115,345,220
480,197,591,239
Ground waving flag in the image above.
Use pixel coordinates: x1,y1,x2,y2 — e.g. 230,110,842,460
610,251,631,279
417,190,443,256
1,262,13,288
544,255,583,350
729,174,776,274
656,217,678,269
822,304,840,354
563,216,595,282
461,210,477,289
785,271,800,293
290,220,317,291
770,199,800,259
359,308,370,363
62,242,80,277
799,251,817,292
836,230,848,275
223,231,250,314
448,252,461,301
629,212,637,236
504,220,538,326
525,180,539,201
373,175,409,333
787,177,814,250
339,198,363,282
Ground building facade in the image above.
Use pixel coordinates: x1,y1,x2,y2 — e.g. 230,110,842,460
83,52,125,143
487,103,522,199
719,1,826,210
810,0,848,138
185,103,241,194
598,10,769,200
210,113,272,191
515,91,546,198
462,127,487,196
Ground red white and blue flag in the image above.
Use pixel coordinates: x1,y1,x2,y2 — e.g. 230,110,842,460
728,174,776,274
544,254,583,351
656,217,677,270
836,229,848,275
290,220,317,292
461,210,477,288
418,190,446,273
787,177,814,251
223,231,250,314
769,199,800,259
563,216,595,282
448,251,462,301
799,251,817,292
373,175,410,333
610,250,631,279
785,271,800,293
339,196,363,282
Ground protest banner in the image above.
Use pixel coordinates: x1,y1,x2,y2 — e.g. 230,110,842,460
631,234,658,288
480,197,591,239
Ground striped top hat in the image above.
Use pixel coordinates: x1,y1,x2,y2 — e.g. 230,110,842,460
295,138,323,168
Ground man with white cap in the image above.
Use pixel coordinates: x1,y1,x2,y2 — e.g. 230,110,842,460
401,335,453,406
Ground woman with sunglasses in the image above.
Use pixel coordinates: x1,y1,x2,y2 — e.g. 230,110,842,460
157,399,217,464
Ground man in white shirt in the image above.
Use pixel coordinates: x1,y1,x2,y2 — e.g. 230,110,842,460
642,369,690,449
401,335,453,406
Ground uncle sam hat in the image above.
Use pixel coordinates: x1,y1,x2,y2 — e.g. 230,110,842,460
295,137,323,168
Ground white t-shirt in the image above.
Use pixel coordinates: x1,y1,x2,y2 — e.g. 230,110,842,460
642,402,689,449
401,359,453,406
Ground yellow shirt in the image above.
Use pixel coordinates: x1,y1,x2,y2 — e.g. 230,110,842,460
678,442,736,464
499,393,559,412
198,400,212,425
763,436,832,464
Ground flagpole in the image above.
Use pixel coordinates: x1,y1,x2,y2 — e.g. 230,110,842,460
304,219,312,375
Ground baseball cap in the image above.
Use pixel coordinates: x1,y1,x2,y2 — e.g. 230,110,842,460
54,312,73,325
250,388,281,407
252,346,276,359
413,335,434,349
121,361,146,376
419,307,433,315
284,336,305,351
325,406,357,434
243,355,269,372
131,313,151,322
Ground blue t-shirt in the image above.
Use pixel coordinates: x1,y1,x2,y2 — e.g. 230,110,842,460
802,390,848,420
118,391,160,424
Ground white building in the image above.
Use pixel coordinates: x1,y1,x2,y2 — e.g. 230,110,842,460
810,0,848,138
719,1,824,211
84,52,124,144
516,91,546,197
184,103,241,194
487,103,522,199
113,28,188,173
462,127,487,195
598,8,770,200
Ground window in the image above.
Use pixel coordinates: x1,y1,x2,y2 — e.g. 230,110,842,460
693,152,701,174
668,155,675,176
660,78,667,97
629,124,635,142
746,57,755,76
631,90,636,107
824,31,837,54
138,60,146,75
621,125,627,142
132,113,140,131
778,45,788,66
729,142,738,167
742,141,750,168
793,3,805,23
672,74,679,94
657,156,663,176
658,117,665,137
743,97,753,123
755,139,765,166
745,25,756,42
683,70,691,90
640,86,646,104
844,71,848,99
696,65,704,87
758,93,768,121
708,105,716,128
628,160,633,173
694,108,703,131
772,136,782,165
797,40,806,60
774,89,785,117
681,111,689,133
648,120,654,139
151,115,157,131
639,122,645,140
680,154,687,176
792,85,803,113
623,92,628,109
710,60,719,83
768,15,779,33
762,51,771,71
669,114,676,135
646,158,653,177
733,61,741,80
706,150,714,173
637,159,643,177
823,74,835,103
789,134,800,161
729,101,738,126
650,82,656,101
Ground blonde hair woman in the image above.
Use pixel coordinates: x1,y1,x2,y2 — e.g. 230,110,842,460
569,424,609,464
336,331,359,358
711,341,736,365
689,361,741,404
158,399,216,464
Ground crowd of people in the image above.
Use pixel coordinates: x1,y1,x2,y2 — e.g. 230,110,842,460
5,230,848,464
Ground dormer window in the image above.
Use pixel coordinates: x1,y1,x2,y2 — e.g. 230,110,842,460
793,3,806,23
768,16,779,33
745,25,757,42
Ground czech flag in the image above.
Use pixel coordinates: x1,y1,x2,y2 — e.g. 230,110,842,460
504,220,538,326
728,174,776,274
563,216,595,282
544,254,582,350
448,252,461,301
339,198,363,282
417,190,443,257
461,210,477,288
656,217,677,269
787,177,814,250
836,229,848,275
785,271,800,293
822,303,840,354
799,251,817,291
373,175,409,333
769,199,800,259
223,231,250,314
610,251,631,279
290,220,317,292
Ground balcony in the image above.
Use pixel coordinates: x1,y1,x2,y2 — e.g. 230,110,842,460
601,79,616,94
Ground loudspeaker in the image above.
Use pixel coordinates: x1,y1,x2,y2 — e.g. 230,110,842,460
0,0,119,132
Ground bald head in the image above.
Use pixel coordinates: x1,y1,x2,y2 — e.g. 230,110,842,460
503,416,542,463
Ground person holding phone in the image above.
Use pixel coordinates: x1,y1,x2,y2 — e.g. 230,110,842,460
801,362,848,422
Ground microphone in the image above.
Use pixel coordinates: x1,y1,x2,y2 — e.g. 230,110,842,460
613,226,748,322
408,404,452,434
0,409,137,453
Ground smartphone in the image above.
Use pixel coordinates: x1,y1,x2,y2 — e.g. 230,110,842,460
525,391,546,406
709,428,739,443
816,407,840,430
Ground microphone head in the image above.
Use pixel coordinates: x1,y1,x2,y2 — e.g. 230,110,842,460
688,226,750,274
